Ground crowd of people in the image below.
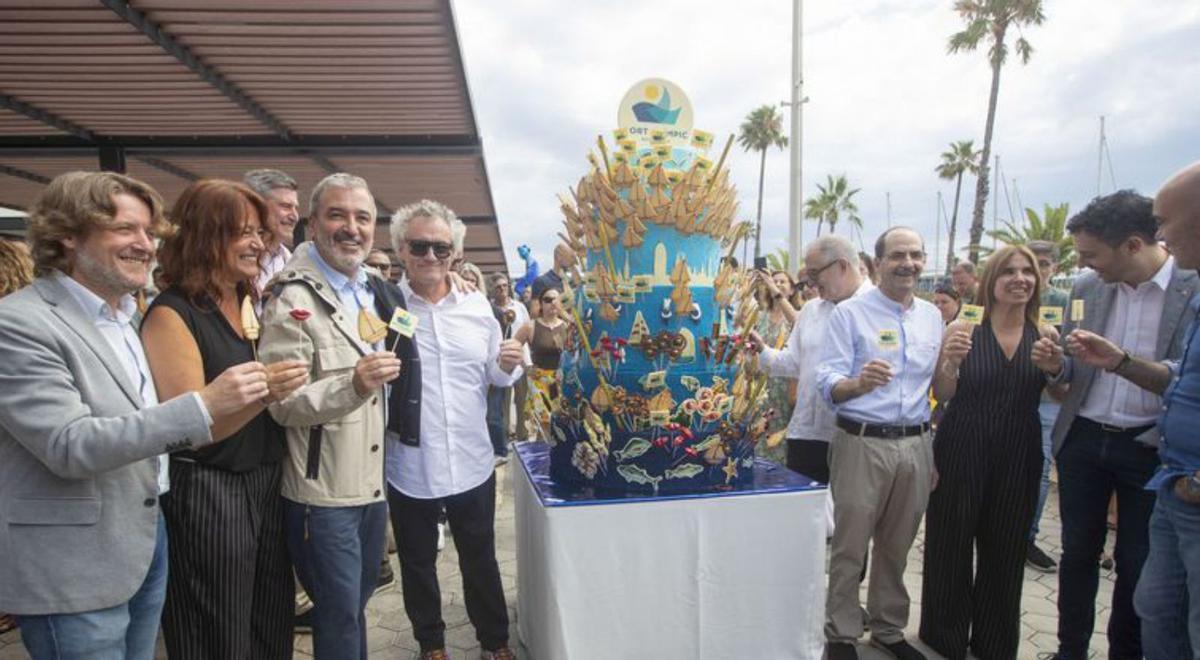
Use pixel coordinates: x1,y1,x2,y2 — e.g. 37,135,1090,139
0,159,1197,660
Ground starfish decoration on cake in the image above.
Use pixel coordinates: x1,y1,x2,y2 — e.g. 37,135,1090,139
721,457,739,485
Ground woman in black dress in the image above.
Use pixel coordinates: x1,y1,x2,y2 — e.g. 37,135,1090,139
141,180,308,659
919,244,1065,659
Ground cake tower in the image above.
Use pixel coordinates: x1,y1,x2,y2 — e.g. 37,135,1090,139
546,79,781,494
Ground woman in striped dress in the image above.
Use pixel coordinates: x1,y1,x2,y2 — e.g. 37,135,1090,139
918,245,1064,659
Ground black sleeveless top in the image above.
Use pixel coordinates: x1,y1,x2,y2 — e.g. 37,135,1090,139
147,287,287,471
939,318,1046,440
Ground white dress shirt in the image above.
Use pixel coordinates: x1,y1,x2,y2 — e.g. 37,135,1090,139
56,272,177,493
255,242,292,294
761,280,874,440
387,281,522,499
1079,256,1175,427
817,287,944,426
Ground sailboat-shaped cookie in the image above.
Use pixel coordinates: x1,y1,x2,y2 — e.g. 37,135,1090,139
669,258,692,315
358,308,389,344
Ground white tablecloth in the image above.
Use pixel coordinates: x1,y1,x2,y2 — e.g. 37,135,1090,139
514,452,827,659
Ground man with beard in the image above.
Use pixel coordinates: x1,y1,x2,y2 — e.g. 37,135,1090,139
259,173,404,659
1037,190,1198,660
0,171,270,659
816,227,943,660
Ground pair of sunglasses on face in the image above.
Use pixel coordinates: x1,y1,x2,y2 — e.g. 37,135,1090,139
407,240,453,259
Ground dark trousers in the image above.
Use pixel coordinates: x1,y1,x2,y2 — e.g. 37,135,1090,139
1056,417,1159,659
920,426,1041,659
160,461,293,660
283,499,387,660
787,437,830,483
388,475,509,652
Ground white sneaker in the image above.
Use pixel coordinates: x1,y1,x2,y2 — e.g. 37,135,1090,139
436,522,446,551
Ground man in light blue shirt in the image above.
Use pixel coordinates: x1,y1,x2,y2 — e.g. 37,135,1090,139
816,227,942,660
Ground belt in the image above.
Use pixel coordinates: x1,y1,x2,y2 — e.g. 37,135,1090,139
837,417,930,439
1078,417,1155,436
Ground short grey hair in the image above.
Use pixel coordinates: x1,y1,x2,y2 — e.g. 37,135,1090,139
807,235,859,269
309,173,373,219
243,169,297,198
1026,240,1060,260
390,199,467,254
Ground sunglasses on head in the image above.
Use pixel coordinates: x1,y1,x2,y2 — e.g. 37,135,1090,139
407,240,453,259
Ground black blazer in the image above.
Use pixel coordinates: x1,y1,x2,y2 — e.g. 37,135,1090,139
368,275,421,447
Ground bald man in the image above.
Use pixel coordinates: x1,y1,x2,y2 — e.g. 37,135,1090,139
1052,163,1200,658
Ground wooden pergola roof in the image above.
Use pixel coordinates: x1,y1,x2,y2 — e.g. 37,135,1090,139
0,0,507,271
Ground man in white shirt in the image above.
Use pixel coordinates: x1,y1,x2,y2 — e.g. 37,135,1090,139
752,235,871,485
1042,190,1199,660
0,171,266,659
386,199,524,660
244,168,300,290
816,227,943,660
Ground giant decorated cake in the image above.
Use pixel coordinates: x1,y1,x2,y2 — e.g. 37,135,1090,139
544,79,780,495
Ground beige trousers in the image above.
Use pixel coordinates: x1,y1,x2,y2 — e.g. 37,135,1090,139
825,426,935,645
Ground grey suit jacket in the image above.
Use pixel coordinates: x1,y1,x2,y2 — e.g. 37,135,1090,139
1050,264,1200,456
0,276,213,615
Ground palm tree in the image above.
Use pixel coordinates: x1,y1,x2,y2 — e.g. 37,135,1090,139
803,193,832,237
935,139,981,276
765,247,792,272
737,104,788,261
818,174,862,236
949,0,1045,264
985,202,1075,272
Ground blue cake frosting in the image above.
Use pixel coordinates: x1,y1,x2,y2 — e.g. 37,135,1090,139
546,135,767,495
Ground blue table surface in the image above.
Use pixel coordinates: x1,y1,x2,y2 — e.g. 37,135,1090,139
515,441,826,508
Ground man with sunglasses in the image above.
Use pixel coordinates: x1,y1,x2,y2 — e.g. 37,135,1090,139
750,235,871,491
386,199,524,660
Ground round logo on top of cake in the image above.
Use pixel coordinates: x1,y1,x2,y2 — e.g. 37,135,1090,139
548,78,774,495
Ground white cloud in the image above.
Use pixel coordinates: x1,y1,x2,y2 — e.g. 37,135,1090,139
455,0,1200,275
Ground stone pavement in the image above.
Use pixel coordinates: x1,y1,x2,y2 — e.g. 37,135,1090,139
0,461,1116,659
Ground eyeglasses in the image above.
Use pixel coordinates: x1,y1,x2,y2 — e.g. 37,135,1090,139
406,240,453,259
804,260,840,281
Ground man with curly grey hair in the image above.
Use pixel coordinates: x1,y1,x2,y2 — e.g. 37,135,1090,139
386,199,524,660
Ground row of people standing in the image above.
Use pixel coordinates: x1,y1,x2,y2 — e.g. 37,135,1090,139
751,166,1200,660
0,170,524,660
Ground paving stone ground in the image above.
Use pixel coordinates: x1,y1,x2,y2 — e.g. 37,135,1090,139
0,462,1116,659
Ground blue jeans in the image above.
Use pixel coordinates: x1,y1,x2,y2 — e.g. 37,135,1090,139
486,385,509,457
283,499,387,660
1135,481,1200,660
1030,399,1060,540
18,513,168,660
1056,418,1159,659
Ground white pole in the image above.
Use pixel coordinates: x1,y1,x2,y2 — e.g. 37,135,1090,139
787,0,804,271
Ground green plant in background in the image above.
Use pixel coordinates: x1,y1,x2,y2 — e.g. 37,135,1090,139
984,202,1075,272
949,0,1046,264
737,104,788,262
764,247,793,273
803,174,861,239
935,139,982,276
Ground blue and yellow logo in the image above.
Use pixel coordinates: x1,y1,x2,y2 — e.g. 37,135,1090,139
632,83,681,125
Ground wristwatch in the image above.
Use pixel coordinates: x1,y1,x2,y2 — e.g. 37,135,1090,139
1107,350,1133,374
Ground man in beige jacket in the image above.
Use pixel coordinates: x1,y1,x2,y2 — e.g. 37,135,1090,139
260,173,402,660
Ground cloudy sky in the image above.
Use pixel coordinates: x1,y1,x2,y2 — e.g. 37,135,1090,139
454,0,1200,275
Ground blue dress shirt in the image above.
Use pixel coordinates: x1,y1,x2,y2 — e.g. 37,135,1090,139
1148,291,1200,490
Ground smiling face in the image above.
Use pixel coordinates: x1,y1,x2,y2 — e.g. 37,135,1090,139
222,202,266,285
1072,230,1134,284
398,214,454,290
876,229,925,301
263,187,299,249
309,185,375,276
63,192,156,305
991,251,1038,307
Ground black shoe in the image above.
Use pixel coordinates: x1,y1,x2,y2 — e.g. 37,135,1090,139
826,642,858,660
870,637,926,660
293,609,313,634
1026,541,1058,573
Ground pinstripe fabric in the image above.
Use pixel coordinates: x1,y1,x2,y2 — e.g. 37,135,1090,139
160,460,293,660
919,320,1045,660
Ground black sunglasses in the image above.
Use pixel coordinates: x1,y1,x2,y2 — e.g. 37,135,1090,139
540,295,561,303
407,240,453,259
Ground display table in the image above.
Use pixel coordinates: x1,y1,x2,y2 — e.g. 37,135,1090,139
513,442,827,660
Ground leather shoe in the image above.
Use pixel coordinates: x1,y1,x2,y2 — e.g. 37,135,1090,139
870,637,926,660
826,641,858,660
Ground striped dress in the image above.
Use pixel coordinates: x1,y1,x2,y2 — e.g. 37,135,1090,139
919,318,1046,660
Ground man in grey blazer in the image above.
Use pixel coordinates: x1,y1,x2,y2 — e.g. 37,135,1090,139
0,171,271,659
1038,190,1199,660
